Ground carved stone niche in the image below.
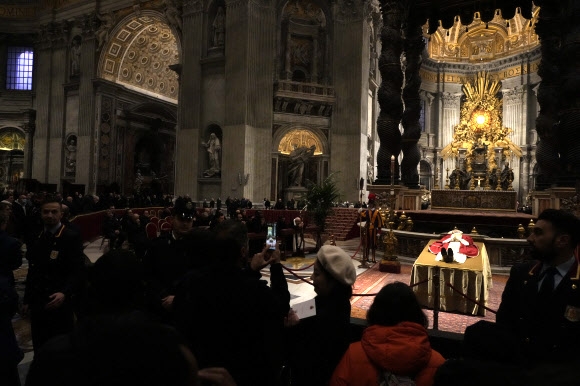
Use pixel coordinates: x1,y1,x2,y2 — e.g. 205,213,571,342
281,1,327,84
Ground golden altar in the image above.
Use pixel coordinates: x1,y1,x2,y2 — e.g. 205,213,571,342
430,189,517,211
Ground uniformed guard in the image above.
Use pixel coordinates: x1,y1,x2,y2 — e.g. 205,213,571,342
359,193,384,263
465,209,580,367
143,198,210,323
22,197,86,352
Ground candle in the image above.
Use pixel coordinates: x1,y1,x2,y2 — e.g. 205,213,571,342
390,155,395,175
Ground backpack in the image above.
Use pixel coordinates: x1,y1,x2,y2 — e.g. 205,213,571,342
378,370,416,386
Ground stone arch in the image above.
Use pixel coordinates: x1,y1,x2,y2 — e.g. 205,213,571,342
419,159,432,190
273,125,328,155
122,101,178,195
130,102,177,123
273,125,328,193
0,126,25,187
0,126,25,147
97,11,181,103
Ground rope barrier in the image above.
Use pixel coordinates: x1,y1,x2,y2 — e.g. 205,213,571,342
350,239,362,259
283,262,316,272
281,265,313,286
445,282,497,314
409,278,430,288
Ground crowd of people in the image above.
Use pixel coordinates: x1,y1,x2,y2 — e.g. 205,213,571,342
2,187,580,385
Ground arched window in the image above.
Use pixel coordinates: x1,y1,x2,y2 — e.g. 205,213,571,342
6,47,34,90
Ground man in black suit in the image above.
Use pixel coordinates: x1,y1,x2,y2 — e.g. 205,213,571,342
466,209,580,367
22,198,86,352
495,209,580,363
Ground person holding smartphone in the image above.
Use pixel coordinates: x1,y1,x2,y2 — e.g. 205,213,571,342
173,220,290,386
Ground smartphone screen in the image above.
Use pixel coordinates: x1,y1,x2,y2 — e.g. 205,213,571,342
267,223,277,250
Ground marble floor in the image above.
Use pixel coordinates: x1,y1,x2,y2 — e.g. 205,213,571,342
12,235,507,384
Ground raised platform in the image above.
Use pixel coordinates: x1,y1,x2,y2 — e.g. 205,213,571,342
403,208,534,238
431,189,517,212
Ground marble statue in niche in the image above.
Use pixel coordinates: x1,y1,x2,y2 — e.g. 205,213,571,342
95,11,115,52
163,0,182,32
201,133,221,178
70,35,82,78
288,145,315,186
212,7,225,47
65,134,77,176
134,169,144,193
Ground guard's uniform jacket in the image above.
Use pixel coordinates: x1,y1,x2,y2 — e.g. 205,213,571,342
496,258,580,362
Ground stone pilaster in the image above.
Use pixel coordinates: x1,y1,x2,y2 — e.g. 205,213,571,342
246,0,275,200
71,14,99,192
22,113,35,180
219,0,275,201
174,0,203,197
48,21,70,187
330,0,368,200
32,24,53,182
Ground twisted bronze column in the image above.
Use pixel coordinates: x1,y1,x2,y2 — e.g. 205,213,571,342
376,0,404,184
400,19,424,189
555,0,580,187
534,1,563,190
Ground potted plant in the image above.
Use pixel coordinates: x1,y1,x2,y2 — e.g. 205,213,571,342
305,173,341,250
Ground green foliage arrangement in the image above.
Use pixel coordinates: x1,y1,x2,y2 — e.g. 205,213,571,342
305,172,341,232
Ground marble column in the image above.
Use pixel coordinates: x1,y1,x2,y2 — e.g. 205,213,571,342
502,86,525,195
439,92,461,174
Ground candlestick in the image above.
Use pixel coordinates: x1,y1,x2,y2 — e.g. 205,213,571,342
390,155,395,175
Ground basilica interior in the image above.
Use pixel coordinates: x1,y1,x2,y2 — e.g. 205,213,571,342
0,0,577,212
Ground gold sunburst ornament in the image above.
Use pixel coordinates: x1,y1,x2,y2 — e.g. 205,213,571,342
441,72,521,172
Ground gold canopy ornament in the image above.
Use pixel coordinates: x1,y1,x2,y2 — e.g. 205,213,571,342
441,72,521,172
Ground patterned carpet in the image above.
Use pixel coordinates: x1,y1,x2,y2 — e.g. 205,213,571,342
350,262,508,334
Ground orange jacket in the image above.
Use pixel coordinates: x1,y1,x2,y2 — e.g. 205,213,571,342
330,322,445,386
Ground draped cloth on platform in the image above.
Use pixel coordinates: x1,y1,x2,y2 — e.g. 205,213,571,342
411,241,492,316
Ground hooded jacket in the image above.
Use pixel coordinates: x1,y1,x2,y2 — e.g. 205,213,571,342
330,322,445,386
